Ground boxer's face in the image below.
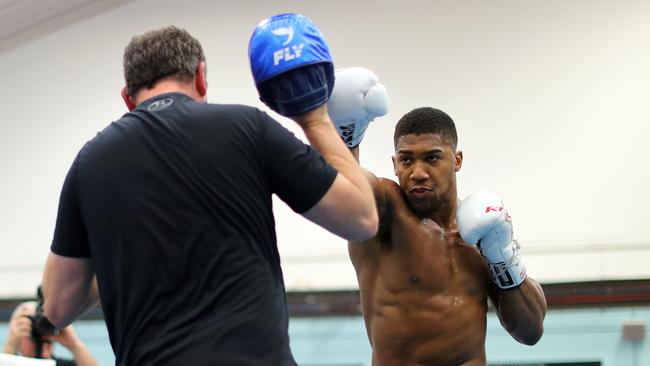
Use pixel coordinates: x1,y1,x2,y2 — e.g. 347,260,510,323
392,133,462,217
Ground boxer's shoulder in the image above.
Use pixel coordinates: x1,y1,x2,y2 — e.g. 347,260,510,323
377,178,410,208
372,177,412,227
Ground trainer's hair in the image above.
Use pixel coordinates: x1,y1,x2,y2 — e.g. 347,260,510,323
393,107,458,150
123,26,206,98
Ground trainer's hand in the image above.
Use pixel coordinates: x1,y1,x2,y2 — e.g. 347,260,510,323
327,67,389,148
290,103,331,130
457,191,527,289
249,13,334,117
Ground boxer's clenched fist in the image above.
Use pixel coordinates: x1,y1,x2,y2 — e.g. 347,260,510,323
327,67,389,148
457,191,527,289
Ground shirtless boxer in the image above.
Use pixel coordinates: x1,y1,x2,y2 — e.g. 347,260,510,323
327,68,547,366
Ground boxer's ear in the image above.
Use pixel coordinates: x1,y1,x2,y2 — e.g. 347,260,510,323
454,150,463,172
121,87,136,111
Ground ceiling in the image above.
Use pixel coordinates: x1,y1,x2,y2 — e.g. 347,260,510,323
0,0,136,55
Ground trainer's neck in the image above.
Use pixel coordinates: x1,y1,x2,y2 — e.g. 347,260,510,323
134,80,204,106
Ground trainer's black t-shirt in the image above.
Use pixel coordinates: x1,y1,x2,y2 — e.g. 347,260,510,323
51,93,337,366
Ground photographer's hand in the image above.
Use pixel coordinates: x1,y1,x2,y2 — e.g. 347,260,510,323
3,305,33,355
45,326,99,366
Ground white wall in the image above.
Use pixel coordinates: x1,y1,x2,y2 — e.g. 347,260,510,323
1,0,649,297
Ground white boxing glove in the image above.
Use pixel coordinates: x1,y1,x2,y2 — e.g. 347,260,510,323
327,67,389,148
456,191,527,289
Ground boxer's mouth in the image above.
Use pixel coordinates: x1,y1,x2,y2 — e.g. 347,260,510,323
409,186,431,199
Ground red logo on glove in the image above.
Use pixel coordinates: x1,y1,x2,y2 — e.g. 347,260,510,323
485,206,503,213
485,206,512,221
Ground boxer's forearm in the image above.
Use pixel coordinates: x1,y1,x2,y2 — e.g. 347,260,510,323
349,146,387,213
492,277,547,345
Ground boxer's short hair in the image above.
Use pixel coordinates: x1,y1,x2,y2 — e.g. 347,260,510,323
123,26,206,98
394,107,458,150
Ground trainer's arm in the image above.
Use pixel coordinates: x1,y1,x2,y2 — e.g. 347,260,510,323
293,105,378,242
42,252,99,329
489,277,547,345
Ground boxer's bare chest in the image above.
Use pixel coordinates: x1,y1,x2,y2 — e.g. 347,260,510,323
355,195,492,365
375,192,489,296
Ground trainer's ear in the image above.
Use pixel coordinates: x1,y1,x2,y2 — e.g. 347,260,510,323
391,155,398,176
195,61,207,99
454,150,463,172
121,87,136,111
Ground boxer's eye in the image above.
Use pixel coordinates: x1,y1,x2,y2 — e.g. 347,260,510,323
399,157,412,164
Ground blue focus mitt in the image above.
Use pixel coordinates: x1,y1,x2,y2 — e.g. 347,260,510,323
249,13,334,116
